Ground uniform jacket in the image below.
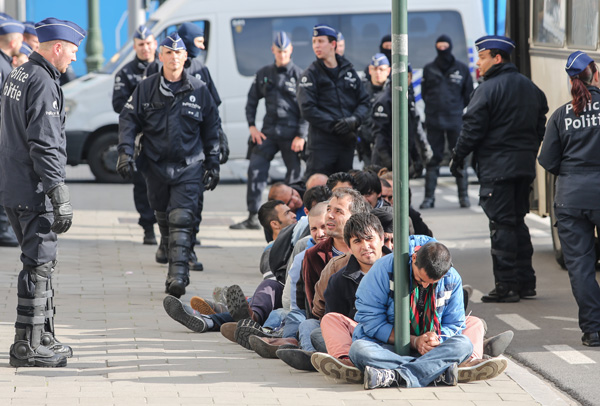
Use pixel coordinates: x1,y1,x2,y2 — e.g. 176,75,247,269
0,52,66,211
0,49,13,88
421,59,473,131
312,254,351,319
246,61,307,139
352,235,465,344
454,63,548,183
538,86,600,209
358,78,385,143
118,69,220,170
297,54,370,149
112,55,154,113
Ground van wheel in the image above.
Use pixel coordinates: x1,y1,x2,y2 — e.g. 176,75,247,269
87,131,128,183
548,178,566,269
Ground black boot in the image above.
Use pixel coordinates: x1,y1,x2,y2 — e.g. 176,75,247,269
155,211,169,264
0,205,18,247
420,167,438,209
10,328,67,368
456,172,470,208
143,226,157,245
166,209,194,298
230,213,260,230
481,283,520,303
40,262,73,358
189,247,204,271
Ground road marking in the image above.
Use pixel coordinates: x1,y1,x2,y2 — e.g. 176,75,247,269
544,345,596,364
544,316,579,323
496,313,540,330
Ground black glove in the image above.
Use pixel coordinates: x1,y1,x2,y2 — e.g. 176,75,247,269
449,149,465,178
116,152,136,180
47,183,73,234
333,116,359,135
218,127,230,164
203,168,220,191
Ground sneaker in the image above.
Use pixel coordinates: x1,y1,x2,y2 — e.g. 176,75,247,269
226,285,253,321
483,330,514,357
434,363,458,386
363,366,402,390
234,318,276,350
249,336,299,358
189,249,204,271
190,296,227,315
276,348,316,371
212,286,228,305
143,227,157,245
229,214,260,230
311,352,363,384
220,322,238,343
163,295,207,333
458,358,507,383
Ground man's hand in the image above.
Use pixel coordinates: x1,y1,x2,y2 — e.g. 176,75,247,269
47,183,73,234
333,116,359,135
449,149,465,178
218,128,230,164
116,152,136,180
414,332,440,355
249,126,266,145
291,136,305,153
203,168,220,191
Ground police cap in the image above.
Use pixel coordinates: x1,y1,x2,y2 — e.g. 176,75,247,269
371,53,390,67
160,32,186,51
20,42,33,57
337,31,344,42
0,18,24,36
23,21,37,36
475,35,515,55
133,25,153,40
35,18,86,46
565,51,594,77
313,24,337,39
273,31,291,50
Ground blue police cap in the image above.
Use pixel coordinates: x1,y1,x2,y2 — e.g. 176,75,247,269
133,25,153,40
0,18,24,35
566,51,594,77
160,32,186,51
370,53,390,67
337,31,344,42
475,35,515,54
0,13,13,20
23,21,36,36
20,42,33,57
35,18,86,46
313,24,337,39
408,63,412,73
273,31,291,50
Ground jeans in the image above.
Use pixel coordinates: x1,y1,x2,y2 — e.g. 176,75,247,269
263,308,288,330
207,312,235,331
349,335,473,388
310,327,327,353
282,308,306,338
298,318,320,351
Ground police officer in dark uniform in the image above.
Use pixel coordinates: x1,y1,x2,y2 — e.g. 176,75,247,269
0,17,24,247
117,33,220,298
230,31,307,230
538,51,600,347
450,35,548,303
420,34,474,209
297,24,370,177
112,25,158,246
0,17,86,367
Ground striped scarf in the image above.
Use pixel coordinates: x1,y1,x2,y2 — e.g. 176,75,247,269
409,283,441,337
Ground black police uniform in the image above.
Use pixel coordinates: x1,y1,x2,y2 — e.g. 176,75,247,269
454,62,548,300
118,69,220,297
538,86,600,336
356,78,386,165
297,54,370,177
421,56,473,207
0,52,74,365
245,61,307,215
112,55,158,239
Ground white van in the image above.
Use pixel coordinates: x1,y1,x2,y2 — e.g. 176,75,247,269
63,0,486,182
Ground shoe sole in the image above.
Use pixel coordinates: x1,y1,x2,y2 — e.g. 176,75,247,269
167,281,186,298
458,358,507,383
483,331,514,357
226,285,250,321
249,335,281,358
163,295,206,332
311,353,363,384
234,319,266,350
276,349,316,371
155,257,168,264
9,352,67,368
189,263,204,271
220,323,237,343
190,297,217,315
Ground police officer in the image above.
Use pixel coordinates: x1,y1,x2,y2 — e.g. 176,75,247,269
297,24,370,177
12,42,33,67
22,21,39,51
117,33,220,298
538,51,600,347
112,25,158,247
230,31,307,230
420,34,474,209
450,35,548,302
0,17,86,367
0,17,24,247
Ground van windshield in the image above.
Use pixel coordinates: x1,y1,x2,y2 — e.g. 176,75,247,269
100,20,158,74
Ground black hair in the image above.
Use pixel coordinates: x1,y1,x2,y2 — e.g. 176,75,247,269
352,170,382,196
331,188,372,215
343,212,384,247
303,185,332,210
363,164,384,175
257,200,284,241
489,48,510,63
414,242,452,281
326,172,357,191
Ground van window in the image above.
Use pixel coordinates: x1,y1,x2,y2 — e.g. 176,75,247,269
231,11,468,76
532,0,566,46
568,0,598,49
155,20,210,64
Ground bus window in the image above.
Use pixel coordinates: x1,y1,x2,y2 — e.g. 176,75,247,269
568,0,598,49
156,21,210,64
532,0,566,46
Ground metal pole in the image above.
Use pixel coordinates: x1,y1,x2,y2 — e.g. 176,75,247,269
391,0,410,356
128,0,147,38
85,0,104,72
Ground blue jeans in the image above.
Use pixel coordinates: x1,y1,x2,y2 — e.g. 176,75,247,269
263,308,288,330
207,312,235,331
298,318,320,351
282,308,305,338
349,335,473,388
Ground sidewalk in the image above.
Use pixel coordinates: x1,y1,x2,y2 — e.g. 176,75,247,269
0,180,578,405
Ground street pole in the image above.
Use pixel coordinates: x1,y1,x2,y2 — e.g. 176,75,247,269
128,0,147,38
85,0,104,72
391,0,410,356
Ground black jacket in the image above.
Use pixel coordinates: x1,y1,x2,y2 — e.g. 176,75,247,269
246,61,307,140
359,78,385,143
0,49,13,89
421,59,473,131
113,55,155,113
297,54,370,149
0,52,65,211
118,69,220,171
539,86,600,209
454,63,548,182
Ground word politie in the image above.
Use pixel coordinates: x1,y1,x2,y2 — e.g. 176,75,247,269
565,101,600,130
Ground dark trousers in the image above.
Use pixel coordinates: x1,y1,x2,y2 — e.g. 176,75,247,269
555,207,600,333
247,137,302,214
426,127,459,168
249,279,284,325
132,157,156,230
479,177,536,290
305,145,354,178
143,161,202,214
5,208,57,267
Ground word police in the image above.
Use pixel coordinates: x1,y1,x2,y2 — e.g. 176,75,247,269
3,66,30,102
565,101,600,130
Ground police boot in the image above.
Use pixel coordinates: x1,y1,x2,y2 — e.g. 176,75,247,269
155,211,169,264
419,167,438,209
189,246,204,272
229,213,260,230
0,205,18,247
481,283,520,303
10,328,67,368
456,172,471,208
40,261,73,358
166,209,194,298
